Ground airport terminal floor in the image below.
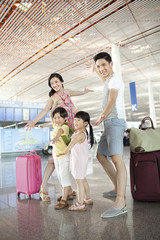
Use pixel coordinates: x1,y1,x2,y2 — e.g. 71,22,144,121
0,145,160,240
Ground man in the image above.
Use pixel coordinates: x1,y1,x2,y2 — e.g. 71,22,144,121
92,52,127,218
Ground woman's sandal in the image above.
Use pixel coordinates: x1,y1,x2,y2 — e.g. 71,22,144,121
68,202,86,211
54,200,68,209
57,191,76,202
39,187,51,202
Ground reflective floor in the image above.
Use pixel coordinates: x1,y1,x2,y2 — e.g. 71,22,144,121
0,146,160,240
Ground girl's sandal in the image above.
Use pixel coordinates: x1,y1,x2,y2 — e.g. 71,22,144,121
68,203,86,211
54,200,68,209
84,198,93,205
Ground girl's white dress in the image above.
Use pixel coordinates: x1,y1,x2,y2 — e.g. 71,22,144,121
70,131,88,179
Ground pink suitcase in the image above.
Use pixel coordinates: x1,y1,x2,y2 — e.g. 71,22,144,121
16,151,42,199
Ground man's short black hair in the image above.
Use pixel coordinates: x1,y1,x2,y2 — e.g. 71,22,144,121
93,52,112,63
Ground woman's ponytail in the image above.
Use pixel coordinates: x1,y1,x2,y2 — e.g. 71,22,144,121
49,89,56,97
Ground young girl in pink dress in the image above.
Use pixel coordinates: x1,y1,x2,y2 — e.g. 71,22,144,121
25,73,93,201
58,111,94,211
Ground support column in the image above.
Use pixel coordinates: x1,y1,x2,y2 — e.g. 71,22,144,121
111,44,122,80
148,80,157,127
111,44,126,119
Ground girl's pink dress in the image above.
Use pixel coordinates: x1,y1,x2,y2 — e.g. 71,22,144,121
70,131,88,179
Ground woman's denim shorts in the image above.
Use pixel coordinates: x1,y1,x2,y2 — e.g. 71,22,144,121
97,118,126,157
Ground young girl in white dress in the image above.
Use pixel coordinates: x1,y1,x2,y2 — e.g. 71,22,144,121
58,111,94,211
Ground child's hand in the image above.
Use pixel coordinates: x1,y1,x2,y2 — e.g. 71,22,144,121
52,136,60,144
56,152,65,157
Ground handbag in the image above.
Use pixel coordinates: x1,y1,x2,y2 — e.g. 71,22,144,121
129,117,160,153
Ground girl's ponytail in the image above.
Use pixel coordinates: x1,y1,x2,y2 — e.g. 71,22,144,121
74,111,94,148
89,123,94,148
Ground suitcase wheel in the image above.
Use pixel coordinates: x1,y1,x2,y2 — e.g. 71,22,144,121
17,192,20,197
29,195,31,200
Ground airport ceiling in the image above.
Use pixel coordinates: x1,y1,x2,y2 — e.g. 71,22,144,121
0,0,160,129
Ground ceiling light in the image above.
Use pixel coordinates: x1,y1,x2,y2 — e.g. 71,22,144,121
128,44,151,53
131,49,143,53
68,38,75,43
14,2,32,12
128,45,141,50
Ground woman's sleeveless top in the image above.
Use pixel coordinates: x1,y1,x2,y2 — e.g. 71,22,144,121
56,91,75,128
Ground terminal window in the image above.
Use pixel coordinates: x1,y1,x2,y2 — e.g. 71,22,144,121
0,108,5,121
6,108,14,121
15,108,22,121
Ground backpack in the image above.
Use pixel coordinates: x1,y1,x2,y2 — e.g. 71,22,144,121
61,123,75,146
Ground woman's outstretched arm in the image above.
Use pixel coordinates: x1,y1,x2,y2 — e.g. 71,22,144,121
25,97,54,130
66,88,93,96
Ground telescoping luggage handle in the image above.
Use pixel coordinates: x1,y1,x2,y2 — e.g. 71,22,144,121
26,151,37,155
139,116,155,130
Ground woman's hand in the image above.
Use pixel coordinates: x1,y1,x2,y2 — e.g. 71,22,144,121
24,121,36,131
84,88,94,93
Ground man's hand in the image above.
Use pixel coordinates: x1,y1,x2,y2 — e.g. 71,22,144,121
92,114,105,126
85,59,95,71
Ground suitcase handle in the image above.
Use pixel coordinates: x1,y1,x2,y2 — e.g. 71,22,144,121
139,116,155,130
30,151,37,155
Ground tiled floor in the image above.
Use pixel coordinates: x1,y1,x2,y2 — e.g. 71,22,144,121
0,146,160,240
